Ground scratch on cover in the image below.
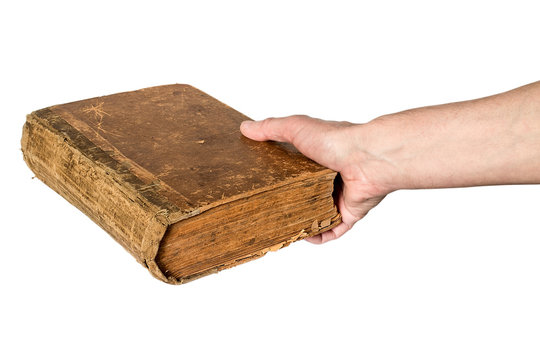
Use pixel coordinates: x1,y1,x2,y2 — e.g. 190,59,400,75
82,102,110,130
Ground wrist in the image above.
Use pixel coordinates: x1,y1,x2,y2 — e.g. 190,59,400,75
337,116,408,195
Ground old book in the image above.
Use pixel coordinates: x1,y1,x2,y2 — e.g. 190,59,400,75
21,85,341,284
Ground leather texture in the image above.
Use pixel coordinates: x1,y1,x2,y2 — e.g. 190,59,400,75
48,84,332,220
22,85,339,283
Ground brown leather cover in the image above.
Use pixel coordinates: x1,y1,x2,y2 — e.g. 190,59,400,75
21,85,340,283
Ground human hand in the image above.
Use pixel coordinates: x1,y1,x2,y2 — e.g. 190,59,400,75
240,82,540,243
240,115,390,244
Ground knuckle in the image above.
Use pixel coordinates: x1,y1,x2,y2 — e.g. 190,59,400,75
291,114,310,121
261,118,276,136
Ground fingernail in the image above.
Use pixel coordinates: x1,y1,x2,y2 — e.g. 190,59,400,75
240,121,253,130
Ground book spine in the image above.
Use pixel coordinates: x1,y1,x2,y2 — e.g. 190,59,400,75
21,111,175,283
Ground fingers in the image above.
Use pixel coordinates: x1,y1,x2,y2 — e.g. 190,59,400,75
305,222,351,244
240,116,308,144
241,115,358,245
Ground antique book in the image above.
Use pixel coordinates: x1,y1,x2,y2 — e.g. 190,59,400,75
21,85,341,284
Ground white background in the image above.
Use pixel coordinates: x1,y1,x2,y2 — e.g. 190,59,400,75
1,1,539,359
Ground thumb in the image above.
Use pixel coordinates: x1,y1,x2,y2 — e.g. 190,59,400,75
240,115,348,171
240,116,304,143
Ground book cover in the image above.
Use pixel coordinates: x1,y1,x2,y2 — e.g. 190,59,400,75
21,85,340,284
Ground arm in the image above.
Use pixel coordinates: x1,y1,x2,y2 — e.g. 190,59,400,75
240,81,540,243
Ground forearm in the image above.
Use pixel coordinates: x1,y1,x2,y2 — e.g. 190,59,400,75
358,81,540,191
240,81,540,241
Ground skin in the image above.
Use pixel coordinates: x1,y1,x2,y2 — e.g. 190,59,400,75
240,81,540,244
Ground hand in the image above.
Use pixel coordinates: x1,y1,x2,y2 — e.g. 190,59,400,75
240,82,540,243
240,115,390,244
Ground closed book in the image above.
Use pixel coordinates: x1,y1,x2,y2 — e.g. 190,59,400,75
21,85,340,284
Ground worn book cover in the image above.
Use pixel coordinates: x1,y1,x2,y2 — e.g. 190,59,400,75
21,85,341,284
